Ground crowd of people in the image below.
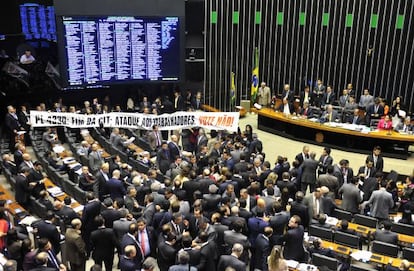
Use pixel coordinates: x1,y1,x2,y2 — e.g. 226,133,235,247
256,81,413,132
0,93,414,271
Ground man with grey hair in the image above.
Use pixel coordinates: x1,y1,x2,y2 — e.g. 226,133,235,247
217,243,246,271
168,251,197,271
257,82,271,107
65,219,86,271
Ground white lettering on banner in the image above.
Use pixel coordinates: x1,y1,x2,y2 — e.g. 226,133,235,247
29,111,240,132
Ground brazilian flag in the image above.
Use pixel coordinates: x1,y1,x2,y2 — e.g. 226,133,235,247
251,47,259,104
230,72,236,107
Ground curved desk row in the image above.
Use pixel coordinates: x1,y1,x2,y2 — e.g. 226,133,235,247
253,108,414,159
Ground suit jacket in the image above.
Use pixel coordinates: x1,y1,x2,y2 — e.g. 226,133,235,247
358,166,376,179
94,170,110,201
196,241,218,271
113,218,134,242
299,91,313,107
320,110,339,123
361,177,379,201
322,92,336,106
33,220,61,254
347,115,365,125
158,241,177,271
148,131,163,151
338,183,361,213
223,230,250,251
5,113,21,134
217,255,246,271
290,201,309,227
318,155,333,174
373,230,398,245
366,104,384,119
157,148,171,174
120,233,144,268
339,95,350,107
247,217,269,246
281,89,295,103
299,107,314,119
14,150,24,168
282,225,305,261
317,174,339,194
65,228,86,265
89,151,103,173
55,205,79,226
253,234,270,271
101,208,122,228
359,95,374,108
119,255,140,271
303,194,323,221
90,227,120,260
106,178,126,200
143,203,156,226
15,173,31,206
301,159,318,184
366,189,394,219
168,142,181,159
366,154,384,173
81,199,101,235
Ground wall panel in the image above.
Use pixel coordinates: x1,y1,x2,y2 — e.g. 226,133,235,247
205,0,414,112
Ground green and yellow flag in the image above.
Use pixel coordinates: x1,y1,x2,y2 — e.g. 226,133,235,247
251,47,259,104
230,72,236,107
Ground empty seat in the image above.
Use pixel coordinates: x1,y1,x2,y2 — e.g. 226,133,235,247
371,240,399,258
353,214,377,229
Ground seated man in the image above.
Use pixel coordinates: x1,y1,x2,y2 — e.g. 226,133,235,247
20,50,35,64
373,220,398,245
395,117,412,133
78,166,96,191
299,101,314,119
278,98,294,115
346,108,365,125
320,105,339,123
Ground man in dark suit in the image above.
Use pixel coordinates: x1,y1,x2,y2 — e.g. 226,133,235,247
346,108,365,125
142,194,156,227
301,152,319,194
2,153,17,175
33,212,62,255
366,146,384,173
223,220,250,262
158,232,178,271
90,215,120,270
4,105,23,152
290,191,309,228
268,201,289,246
13,143,25,168
299,85,313,107
361,172,381,201
29,252,59,271
365,98,384,125
120,223,144,269
295,146,310,166
217,243,246,271
101,198,122,228
173,90,185,111
106,169,126,200
281,215,305,262
358,158,377,180
281,84,295,104
299,101,314,119
157,142,172,175
53,199,79,228
318,147,334,175
81,192,101,256
15,167,33,208
321,86,335,106
78,166,96,192
168,134,181,159
119,245,140,271
252,227,272,271
94,162,110,201
313,79,326,107
195,232,218,271
373,220,398,245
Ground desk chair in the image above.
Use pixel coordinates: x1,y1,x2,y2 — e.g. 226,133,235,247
309,225,334,241
371,240,399,258
334,208,353,221
350,264,378,271
353,214,378,229
402,247,414,262
391,222,414,235
334,231,361,249
312,253,339,271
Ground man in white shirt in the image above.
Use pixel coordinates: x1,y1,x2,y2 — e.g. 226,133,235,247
20,50,35,64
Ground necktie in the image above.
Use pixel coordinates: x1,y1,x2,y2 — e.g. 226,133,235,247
48,251,59,269
313,198,319,218
155,133,161,146
140,231,146,256
329,113,332,122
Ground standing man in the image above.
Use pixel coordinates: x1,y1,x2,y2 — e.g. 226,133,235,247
366,146,384,173
65,219,87,271
362,180,394,221
257,82,271,107
4,105,23,151
281,215,305,262
338,177,362,214
15,167,34,208
301,152,319,194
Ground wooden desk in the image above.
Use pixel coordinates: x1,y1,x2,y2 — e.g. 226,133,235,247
320,240,414,270
202,104,246,117
0,185,27,217
253,108,414,159
338,221,414,246
43,178,82,212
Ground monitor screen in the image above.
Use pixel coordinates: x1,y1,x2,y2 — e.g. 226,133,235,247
58,15,182,87
19,3,56,41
